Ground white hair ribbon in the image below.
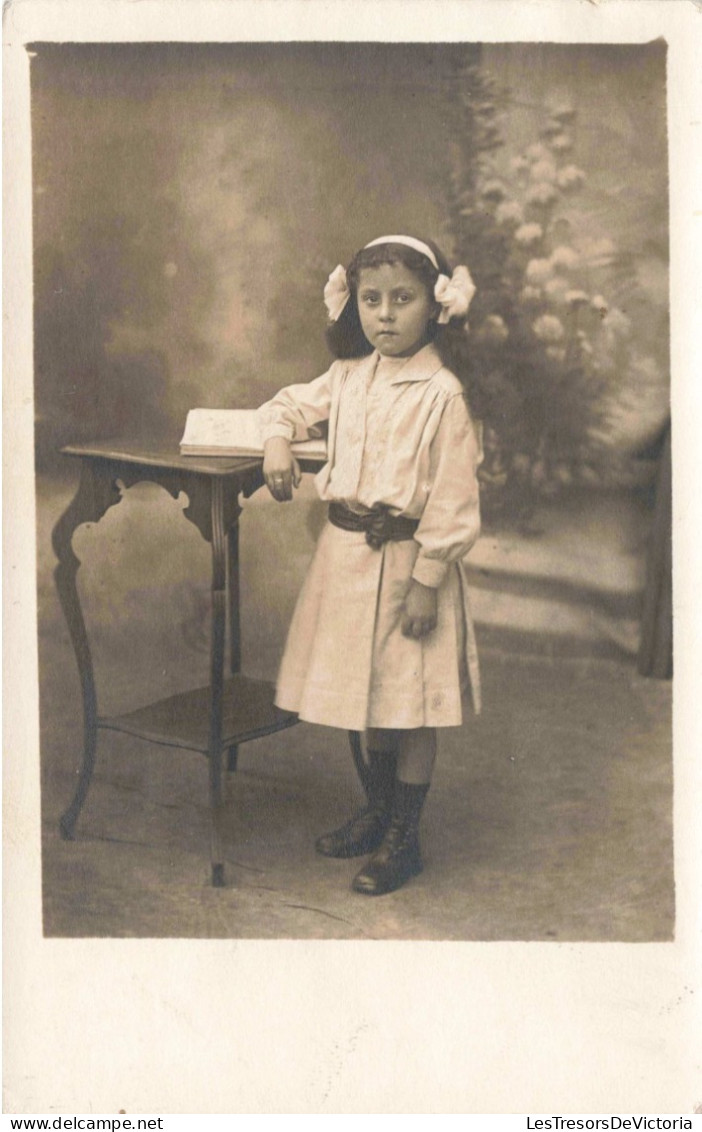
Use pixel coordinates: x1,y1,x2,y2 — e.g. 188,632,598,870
434,265,476,324
323,264,350,322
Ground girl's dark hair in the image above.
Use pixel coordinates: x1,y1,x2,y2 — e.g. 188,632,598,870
325,238,484,417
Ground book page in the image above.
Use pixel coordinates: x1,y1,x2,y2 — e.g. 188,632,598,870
180,408,327,457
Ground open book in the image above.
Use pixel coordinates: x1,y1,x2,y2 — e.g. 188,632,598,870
180,408,328,459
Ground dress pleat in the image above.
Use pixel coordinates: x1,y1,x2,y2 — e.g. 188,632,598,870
274,523,479,731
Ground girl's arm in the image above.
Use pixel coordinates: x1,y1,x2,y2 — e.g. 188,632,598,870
257,366,336,447
258,365,337,501
411,393,483,590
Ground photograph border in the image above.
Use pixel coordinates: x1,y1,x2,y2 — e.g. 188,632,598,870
4,0,701,1115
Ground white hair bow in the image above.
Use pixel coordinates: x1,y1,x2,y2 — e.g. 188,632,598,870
323,264,350,322
434,265,476,324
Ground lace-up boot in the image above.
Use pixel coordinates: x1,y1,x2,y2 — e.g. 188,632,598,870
315,749,397,858
351,780,429,895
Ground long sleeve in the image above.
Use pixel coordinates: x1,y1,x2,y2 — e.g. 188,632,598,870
257,365,337,444
411,394,483,588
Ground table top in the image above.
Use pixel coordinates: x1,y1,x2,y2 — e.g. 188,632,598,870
62,438,325,478
61,438,263,476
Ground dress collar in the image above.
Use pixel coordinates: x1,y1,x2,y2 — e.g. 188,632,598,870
371,343,444,385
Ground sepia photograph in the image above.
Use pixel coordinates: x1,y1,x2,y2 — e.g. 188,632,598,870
4,0,700,1116
32,39,672,941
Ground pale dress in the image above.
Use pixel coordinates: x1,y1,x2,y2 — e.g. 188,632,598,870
258,343,483,731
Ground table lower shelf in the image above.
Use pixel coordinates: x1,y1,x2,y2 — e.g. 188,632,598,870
98,675,298,754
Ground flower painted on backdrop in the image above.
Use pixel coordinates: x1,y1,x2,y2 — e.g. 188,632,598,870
630,354,662,386
481,179,508,202
483,426,501,453
553,463,574,487
576,330,594,357
544,277,570,305
495,201,525,227
550,102,576,123
545,346,567,364
556,165,586,191
477,314,509,344
530,160,558,184
533,314,566,343
525,257,554,286
526,182,559,207
591,294,609,318
525,142,550,164
578,465,602,487
549,133,574,153
515,222,544,246
550,245,580,273
511,453,532,477
602,308,633,339
566,289,590,307
579,237,616,267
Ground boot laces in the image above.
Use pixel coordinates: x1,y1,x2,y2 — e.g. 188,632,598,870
374,817,417,860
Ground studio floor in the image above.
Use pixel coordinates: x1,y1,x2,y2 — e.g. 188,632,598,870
36,472,674,941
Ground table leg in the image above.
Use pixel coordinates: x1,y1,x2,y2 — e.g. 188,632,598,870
52,462,122,838
209,479,227,886
226,524,241,773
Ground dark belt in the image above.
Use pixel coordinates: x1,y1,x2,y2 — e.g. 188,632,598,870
328,502,419,550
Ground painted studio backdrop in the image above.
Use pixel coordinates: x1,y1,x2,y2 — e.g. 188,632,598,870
32,42,673,940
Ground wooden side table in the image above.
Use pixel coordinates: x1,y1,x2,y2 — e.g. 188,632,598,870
52,439,321,887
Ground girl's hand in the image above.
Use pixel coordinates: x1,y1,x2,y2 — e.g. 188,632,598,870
263,437,301,501
402,579,438,639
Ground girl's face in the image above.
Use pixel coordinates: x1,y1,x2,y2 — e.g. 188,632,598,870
356,262,438,358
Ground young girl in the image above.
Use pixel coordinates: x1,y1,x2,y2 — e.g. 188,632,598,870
258,235,483,896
